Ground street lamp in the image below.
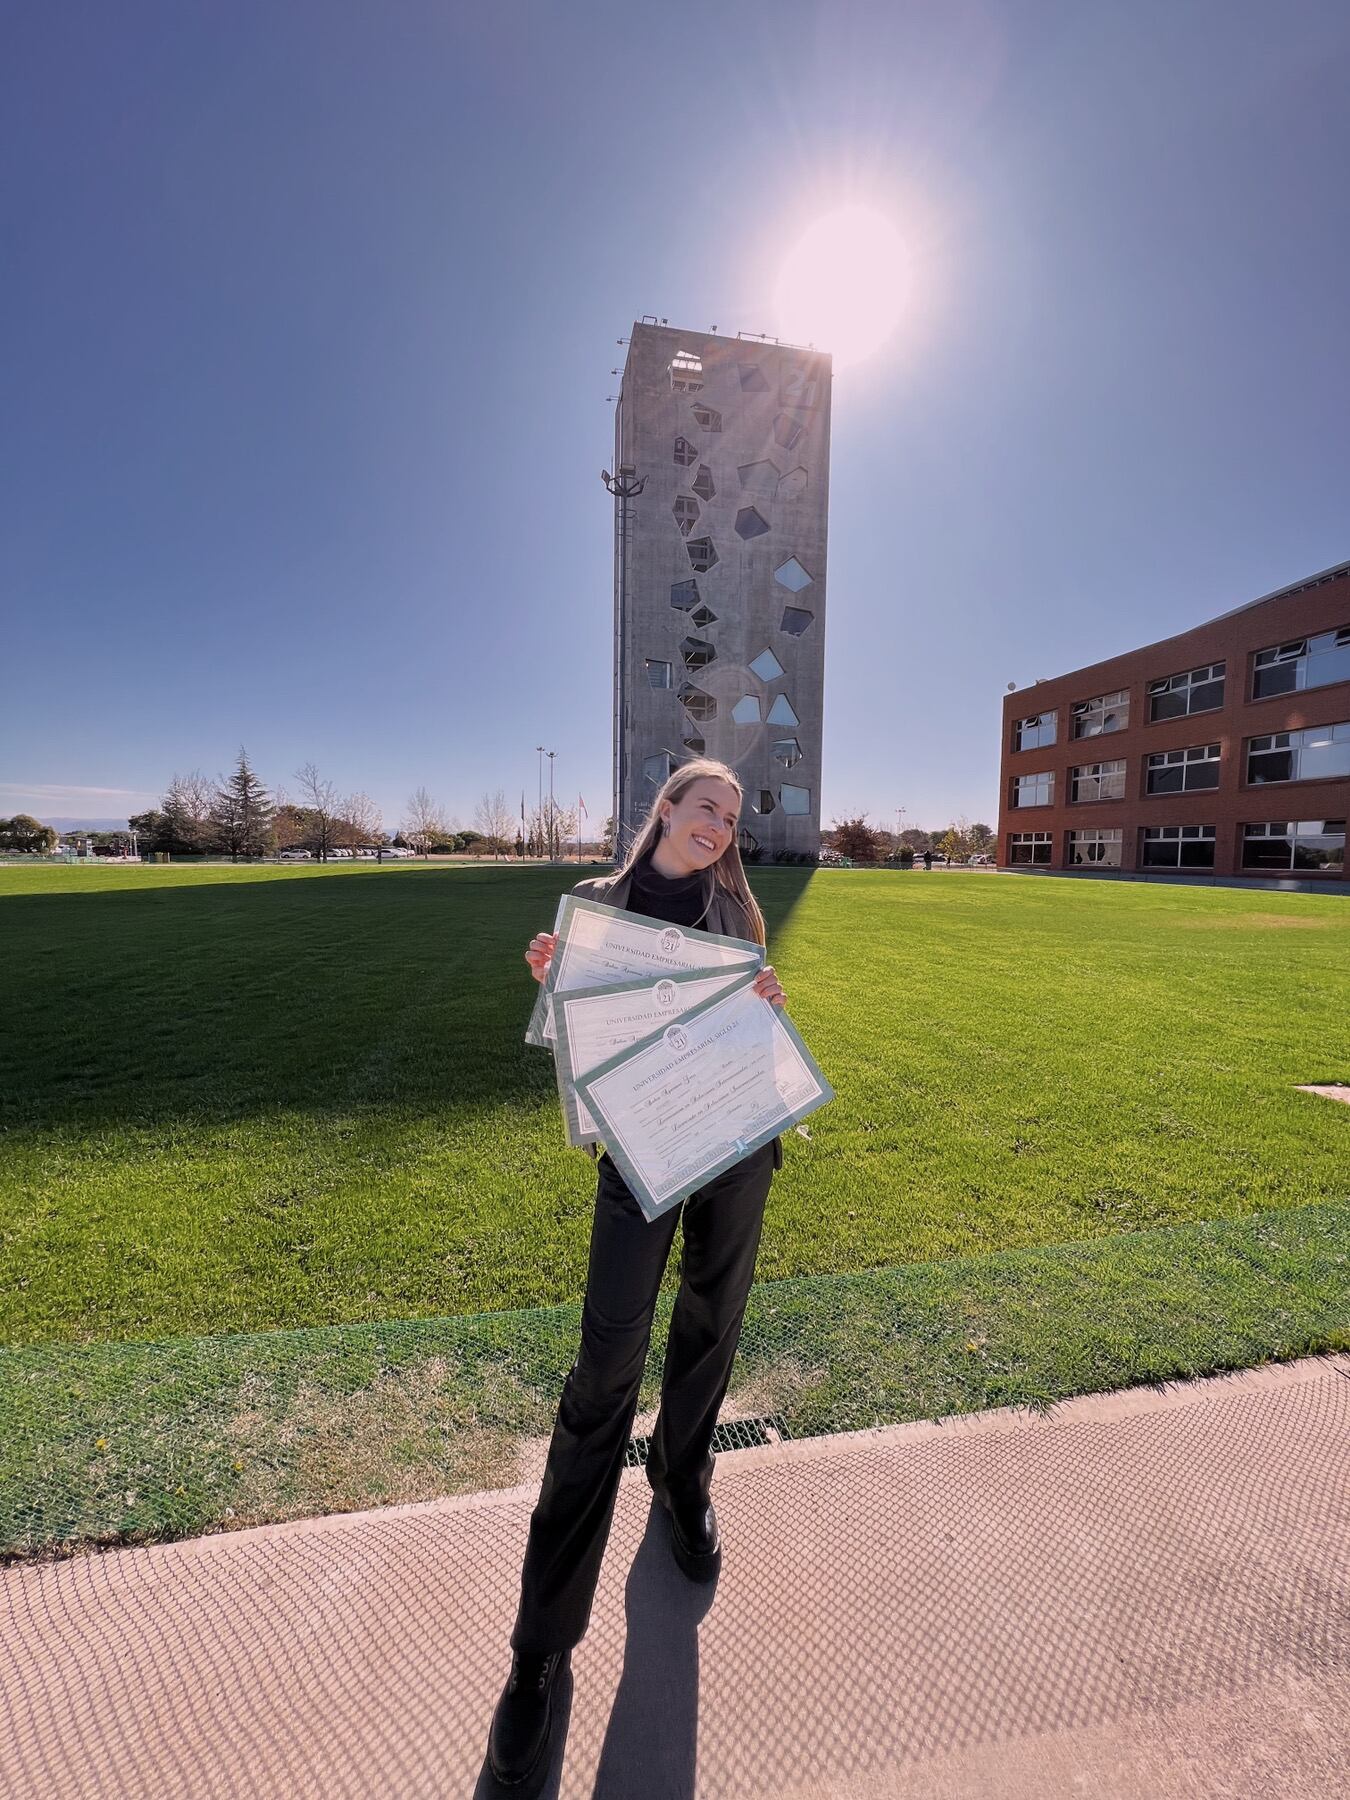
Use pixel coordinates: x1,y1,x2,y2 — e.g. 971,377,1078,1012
603,465,646,864
535,744,546,859
546,749,557,861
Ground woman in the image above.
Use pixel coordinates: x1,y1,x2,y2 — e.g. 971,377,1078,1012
487,758,787,1792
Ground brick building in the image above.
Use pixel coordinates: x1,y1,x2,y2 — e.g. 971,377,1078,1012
998,562,1349,882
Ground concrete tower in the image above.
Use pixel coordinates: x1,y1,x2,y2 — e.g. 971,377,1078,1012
610,321,832,861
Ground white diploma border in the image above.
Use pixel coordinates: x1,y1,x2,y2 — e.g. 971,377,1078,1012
572,969,834,1225
552,965,753,1148
527,893,762,1049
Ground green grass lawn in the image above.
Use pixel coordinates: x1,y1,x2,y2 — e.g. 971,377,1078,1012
2,860,1347,1557
2,861,1347,1344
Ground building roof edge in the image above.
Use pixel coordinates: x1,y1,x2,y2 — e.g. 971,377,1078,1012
1006,557,1350,704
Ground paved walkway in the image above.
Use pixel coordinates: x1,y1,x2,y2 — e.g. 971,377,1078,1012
4,1354,1348,1798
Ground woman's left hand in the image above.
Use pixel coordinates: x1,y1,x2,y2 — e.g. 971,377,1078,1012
753,964,787,1008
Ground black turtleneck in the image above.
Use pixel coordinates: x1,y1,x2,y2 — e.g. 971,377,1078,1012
626,855,714,929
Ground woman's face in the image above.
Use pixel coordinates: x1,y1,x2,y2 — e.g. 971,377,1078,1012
661,778,741,871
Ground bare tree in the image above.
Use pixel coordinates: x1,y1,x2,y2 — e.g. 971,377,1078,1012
295,762,341,862
343,791,383,852
473,788,514,860
162,769,216,852
403,785,447,858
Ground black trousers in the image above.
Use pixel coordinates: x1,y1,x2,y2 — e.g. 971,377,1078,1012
510,1139,778,1656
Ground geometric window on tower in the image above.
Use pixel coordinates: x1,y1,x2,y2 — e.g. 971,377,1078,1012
779,606,813,635
766,693,799,726
645,659,672,689
779,785,811,815
692,404,722,432
773,413,805,451
732,696,762,725
692,465,716,502
738,460,780,496
739,364,769,392
753,789,776,813
774,557,813,592
680,636,716,670
682,734,706,756
690,604,717,629
777,465,808,499
674,436,698,467
672,495,699,536
748,648,784,682
772,737,802,767
670,578,701,611
644,751,676,785
686,536,718,572
669,350,704,392
781,366,820,407
735,507,770,540
679,683,717,722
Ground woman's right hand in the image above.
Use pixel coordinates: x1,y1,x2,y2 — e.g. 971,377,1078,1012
525,931,558,984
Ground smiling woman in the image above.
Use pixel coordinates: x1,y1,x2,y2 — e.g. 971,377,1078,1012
774,203,911,369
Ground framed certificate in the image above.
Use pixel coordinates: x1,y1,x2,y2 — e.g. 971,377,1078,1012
525,895,762,1049
572,971,834,1223
552,966,753,1147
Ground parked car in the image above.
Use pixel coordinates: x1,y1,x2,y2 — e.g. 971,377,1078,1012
329,847,353,860
278,848,312,861
383,845,416,859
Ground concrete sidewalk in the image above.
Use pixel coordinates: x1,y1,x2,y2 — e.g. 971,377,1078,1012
4,1354,1348,1799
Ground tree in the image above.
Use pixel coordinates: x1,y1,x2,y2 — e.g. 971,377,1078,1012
600,815,615,860
473,788,515,860
899,827,932,853
0,813,58,853
402,786,447,858
343,791,383,852
161,770,216,853
829,814,882,863
294,763,341,862
968,821,994,854
939,823,968,863
212,748,274,861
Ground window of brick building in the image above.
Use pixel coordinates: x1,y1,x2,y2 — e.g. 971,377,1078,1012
1145,744,1221,795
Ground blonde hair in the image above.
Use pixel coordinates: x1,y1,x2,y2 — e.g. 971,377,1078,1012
617,757,767,947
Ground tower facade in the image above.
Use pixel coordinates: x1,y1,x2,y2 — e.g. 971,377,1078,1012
611,321,831,861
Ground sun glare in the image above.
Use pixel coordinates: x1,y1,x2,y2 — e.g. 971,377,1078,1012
773,204,910,370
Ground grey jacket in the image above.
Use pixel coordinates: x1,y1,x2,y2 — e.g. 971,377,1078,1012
567,866,784,1172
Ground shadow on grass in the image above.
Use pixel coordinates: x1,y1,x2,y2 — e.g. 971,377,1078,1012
0,864,818,1132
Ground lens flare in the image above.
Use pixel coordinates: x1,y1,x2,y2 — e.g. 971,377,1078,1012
774,204,910,369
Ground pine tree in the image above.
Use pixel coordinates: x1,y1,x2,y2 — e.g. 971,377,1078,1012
212,748,275,861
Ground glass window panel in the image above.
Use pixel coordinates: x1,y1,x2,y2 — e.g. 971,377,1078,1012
777,465,808,498
1016,713,1057,750
738,460,780,496
735,507,770,539
749,648,784,682
691,465,716,502
673,437,697,467
645,659,671,688
766,694,799,726
754,790,776,813
1253,660,1297,699
670,579,700,611
731,695,761,724
1308,639,1350,689
739,364,769,392
779,785,811,815
1301,732,1350,780
780,606,813,635
772,738,802,767
774,557,813,592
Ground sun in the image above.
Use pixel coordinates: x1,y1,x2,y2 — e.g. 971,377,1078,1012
773,204,910,370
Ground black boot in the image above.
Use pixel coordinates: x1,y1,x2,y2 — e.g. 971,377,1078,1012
487,1648,568,1791
655,1488,722,1582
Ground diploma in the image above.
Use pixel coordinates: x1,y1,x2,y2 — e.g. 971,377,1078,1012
530,895,763,1047
552,967,753,1147
572,970,834,1223
524,893,570,1048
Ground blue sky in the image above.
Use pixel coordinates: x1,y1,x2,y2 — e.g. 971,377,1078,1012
4,0,1348,836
